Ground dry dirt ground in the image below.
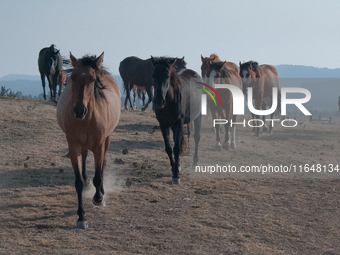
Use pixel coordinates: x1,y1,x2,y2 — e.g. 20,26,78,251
1,97,340,255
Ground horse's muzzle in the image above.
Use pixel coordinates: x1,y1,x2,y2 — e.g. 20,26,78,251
74,106,88,119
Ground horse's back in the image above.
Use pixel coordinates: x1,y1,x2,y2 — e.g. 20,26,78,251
260,64,279,78
225,62,239,73
119,56,152,85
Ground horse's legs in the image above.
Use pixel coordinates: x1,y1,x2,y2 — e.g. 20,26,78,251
40,74,47,100
171,121,184,183
211,107,221,150
68,144,87,228
127,84,135,110
142,86,153,111
222,110,231,150
268,112,275,133
255,99,263,137
92,136,110,206
230,115,237,149
52,72,59,100
81,147,91,188
262,103,268,132
193,115,201,166
160,126,175,170
47,75,53,99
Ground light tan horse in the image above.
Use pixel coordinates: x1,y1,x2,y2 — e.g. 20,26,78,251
57,52,121,229
204,61,242,150
239,61,280,136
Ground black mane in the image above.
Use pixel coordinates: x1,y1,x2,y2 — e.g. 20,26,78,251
240,61,259,73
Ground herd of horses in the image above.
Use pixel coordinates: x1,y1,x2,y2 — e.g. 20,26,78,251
38,45,280,228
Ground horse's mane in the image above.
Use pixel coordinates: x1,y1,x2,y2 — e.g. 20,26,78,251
240,61,260,73
78,55,107,98
209,54,221,62
210,61,231,78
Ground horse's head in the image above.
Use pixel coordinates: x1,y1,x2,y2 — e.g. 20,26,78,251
239,61,259,93
47,44,60,75
151,56,177,109
173,57,186,72
70,52,104,119
204,61,227,88
201,54,220,81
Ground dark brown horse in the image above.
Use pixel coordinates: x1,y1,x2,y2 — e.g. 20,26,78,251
239,61,280,136
151,57,202,184
203,61,242,150
119,56,186,110
57,52,121,229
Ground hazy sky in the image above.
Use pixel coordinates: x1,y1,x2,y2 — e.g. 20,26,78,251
0,0,339,78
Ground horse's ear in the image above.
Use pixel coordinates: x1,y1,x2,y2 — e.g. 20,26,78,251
201,54,204,62
70,52,78,67
150,56,156,67
215,61,225,71
239,61,241,67
168,58,177,67
95,52,104,69
181,56,185,61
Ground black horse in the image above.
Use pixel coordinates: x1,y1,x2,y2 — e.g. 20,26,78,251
119,56,186,111
38,44,63,100
151,56,202,184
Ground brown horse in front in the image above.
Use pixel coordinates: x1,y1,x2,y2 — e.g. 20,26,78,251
239,61,280,136
57,52,120,229
204,61,242,150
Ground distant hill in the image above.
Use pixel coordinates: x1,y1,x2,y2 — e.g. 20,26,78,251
0,74,123,98
274,65,340,78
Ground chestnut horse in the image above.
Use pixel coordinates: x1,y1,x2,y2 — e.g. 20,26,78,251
49,68,67,98
151,57,202,184
203,61,242,150
239,61,280,136
132,85,148,109
201,54,239,79
57,52,121,229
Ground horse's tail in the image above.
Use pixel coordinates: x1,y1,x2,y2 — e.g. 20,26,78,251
275,88,281,118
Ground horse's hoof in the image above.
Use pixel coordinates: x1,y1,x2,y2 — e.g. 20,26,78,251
92,197,105,207
255,133,260,137
172,178,180,184
76,221,88,229
222,141,230,150
268,130,273,134
263,126,268,132
230,143,236,149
